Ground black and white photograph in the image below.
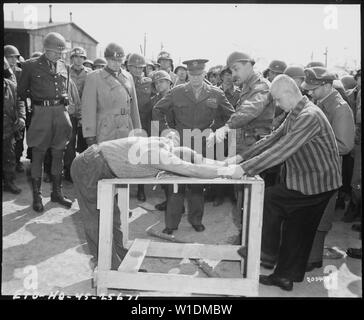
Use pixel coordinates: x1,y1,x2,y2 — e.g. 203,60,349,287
1,2,361,304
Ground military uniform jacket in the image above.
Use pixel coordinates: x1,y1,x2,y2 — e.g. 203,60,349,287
152,82,235,147
70,65,93,98
317,89,355,155
81,68,141,143
3,78,26,139
226,71,275,137
12,66,22,85
17,54,69,101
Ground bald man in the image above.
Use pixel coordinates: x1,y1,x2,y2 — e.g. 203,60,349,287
71,135,243,270
227,75,341,291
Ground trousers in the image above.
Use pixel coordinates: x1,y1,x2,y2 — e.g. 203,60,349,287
70,144,127,270
165,184,204,229
261,183,335,281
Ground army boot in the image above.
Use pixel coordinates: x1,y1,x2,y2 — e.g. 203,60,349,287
50,175,73,208
31,178,44,212
3,174,22,194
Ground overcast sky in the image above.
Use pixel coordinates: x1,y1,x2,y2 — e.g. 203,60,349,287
4,3,361,71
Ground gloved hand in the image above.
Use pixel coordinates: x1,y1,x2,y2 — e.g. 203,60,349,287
85,137,97,146
14,118,25,131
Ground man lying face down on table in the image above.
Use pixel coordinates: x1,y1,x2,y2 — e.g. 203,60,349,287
71,134,244,270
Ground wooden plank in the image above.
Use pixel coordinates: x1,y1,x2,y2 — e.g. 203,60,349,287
98,176,263,185
145,242,242,261
241,185,250,275
246,182,264,283
98,271,258,296
117,185,129,247
97,182,115,295
118,239,150,273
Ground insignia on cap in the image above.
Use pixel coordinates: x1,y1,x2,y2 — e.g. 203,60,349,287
193,61,198,66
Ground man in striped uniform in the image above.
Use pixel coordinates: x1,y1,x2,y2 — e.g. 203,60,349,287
227,75,342,291
71,135,243,270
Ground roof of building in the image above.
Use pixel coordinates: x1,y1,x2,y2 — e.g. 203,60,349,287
4,21,98,44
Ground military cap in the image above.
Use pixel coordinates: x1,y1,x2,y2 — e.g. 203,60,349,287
71,47,87,58
104,43,125,60
31,51,43,59
301,67,336,90
182,59,209,75
83,59,94,67
127,53,146,67
226,51,255,67
340,75,357,90
93,57,107,66
284,65,305,79
43,32,67,53
306,61,325,68
174,64,187,74
152,70,172,84
146,59,155,67
268,60,287,74
157,51,173,63
4,45,20,57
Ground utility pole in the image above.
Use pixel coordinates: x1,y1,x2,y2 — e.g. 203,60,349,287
143,33,147,57
160,42,164,51
69,12,72,22
49,4,53,24
310,51,314,61
323,47,328,67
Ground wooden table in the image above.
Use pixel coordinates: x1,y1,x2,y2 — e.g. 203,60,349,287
95,175,264,296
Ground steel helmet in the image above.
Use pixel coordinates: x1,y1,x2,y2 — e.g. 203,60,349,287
71,47,87,59
104,43,125,60
174,64,187,74
226,51,255,67
340,75,357,90
306,61,325,68
127,53,146,67
157,51,173,63
93,57,107,67
284,65,305,79
4,45,20,57
43,32,67,53
268,60,287,74
152,70,172,84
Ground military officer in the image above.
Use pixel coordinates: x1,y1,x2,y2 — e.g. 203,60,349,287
66,47,93,180
301,67,355,271
153,58,235,234
93,57,107,70
3,58,26,194
5,45,25,173
127,53,154,201
17,32,74,212
157,51,177,84
83,59,94,69
81,42,141,144
150,70,175,211
145,59,156,78
211,52,276,235
266,60,287,82
174,64,188,87
207,65,223,87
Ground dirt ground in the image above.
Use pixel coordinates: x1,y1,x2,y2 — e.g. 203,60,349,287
2,158,362,298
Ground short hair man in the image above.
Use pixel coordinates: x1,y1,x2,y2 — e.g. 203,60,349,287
227,75,342,291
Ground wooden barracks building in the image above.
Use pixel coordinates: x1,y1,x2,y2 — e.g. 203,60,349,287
4,6,98,61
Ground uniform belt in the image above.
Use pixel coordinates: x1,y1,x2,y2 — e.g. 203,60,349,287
33,99,64,106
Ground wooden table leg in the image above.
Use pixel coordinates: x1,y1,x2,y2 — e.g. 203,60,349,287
241,185,250,276
97,182,115,295
246,182,264,295
117,185,129,248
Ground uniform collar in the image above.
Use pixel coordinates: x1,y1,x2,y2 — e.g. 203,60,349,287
318,88,335,105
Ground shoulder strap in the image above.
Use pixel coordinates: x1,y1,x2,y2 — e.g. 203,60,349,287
104,68,132,99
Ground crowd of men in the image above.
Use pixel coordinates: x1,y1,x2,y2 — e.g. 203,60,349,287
3,31,361,292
